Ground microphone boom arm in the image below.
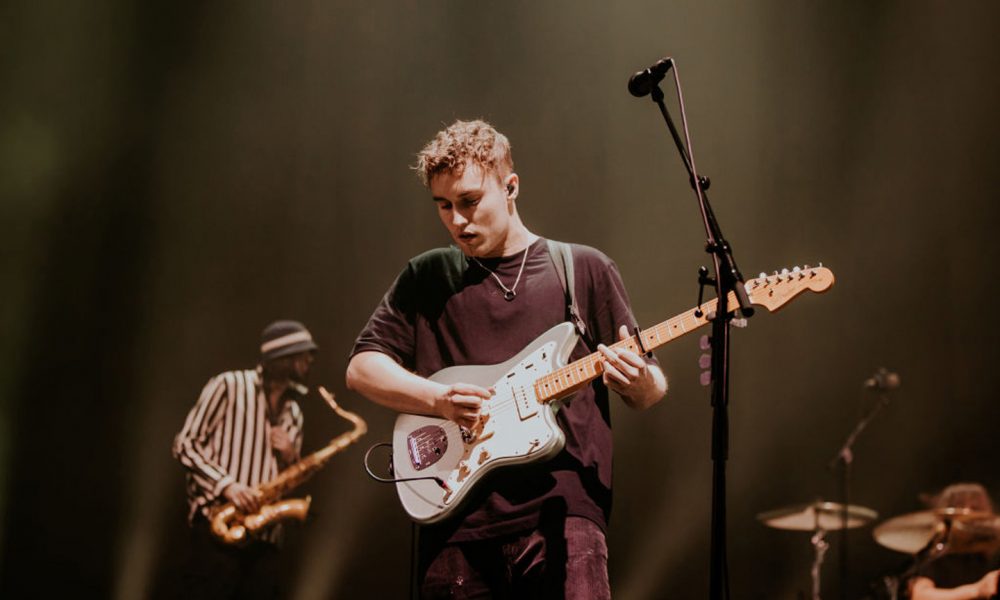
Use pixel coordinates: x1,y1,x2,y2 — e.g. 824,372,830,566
645,71,754,317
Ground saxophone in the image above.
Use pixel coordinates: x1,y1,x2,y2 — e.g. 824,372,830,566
210,386,367,545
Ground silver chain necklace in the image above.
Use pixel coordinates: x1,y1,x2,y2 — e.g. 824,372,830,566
472,246,529,301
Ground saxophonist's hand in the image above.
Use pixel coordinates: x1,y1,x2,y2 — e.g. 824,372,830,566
270,426,298,465
223,482,261,513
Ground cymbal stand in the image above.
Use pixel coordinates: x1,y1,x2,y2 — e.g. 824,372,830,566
809,510,830,600
907,520,952,577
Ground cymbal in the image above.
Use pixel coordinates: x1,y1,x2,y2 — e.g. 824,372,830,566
757,501,879,531
873,509,1000,555
873,510,939,554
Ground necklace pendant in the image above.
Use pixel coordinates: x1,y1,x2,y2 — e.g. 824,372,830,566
472,246,529,303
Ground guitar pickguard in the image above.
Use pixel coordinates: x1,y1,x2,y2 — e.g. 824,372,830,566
392,322,579,524
441,342,560,491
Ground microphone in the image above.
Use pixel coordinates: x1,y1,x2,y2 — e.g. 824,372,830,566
864,368,900,391
627,57,674,97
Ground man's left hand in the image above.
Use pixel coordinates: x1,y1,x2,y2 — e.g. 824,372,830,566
598,325,666,409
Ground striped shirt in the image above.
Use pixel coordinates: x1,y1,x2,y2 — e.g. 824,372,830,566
173,368,304,536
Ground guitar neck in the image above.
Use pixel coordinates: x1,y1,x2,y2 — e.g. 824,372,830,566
533,291,738,403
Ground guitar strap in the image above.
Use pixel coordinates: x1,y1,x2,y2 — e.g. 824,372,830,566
546,239,595,349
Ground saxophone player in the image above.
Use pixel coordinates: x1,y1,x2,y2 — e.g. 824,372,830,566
168,320,318,599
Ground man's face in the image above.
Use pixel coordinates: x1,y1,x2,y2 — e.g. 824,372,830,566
431,161,515,258
288,351,314,383
268,351,315,384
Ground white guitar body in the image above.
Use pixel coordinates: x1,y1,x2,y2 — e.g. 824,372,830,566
392,322,579,524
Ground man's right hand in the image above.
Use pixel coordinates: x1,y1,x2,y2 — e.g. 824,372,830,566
223,482,262,514
434,383,493,429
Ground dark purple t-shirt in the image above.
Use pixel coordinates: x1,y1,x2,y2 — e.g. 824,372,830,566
351,237,649,542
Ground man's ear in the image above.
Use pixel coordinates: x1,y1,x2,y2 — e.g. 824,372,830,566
504,173,519,200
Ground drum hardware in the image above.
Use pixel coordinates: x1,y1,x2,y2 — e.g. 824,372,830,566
866,507,1000,600
758,501,879,600
873,508,1000,556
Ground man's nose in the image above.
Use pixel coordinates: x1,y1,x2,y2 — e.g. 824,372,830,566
451,210,468,227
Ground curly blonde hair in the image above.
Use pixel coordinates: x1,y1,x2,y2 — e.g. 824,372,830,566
414,119,514,187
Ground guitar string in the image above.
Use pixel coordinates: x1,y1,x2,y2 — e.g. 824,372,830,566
409,273,821,461
449,331,664,425
432,283,785,422
422,325,721,456
424,305,747,436
453,334,651,425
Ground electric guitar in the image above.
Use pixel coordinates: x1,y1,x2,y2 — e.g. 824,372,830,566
392,265,835,523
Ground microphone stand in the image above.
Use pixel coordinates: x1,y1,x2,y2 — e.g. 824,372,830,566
827,386,893,600
643,61,754,600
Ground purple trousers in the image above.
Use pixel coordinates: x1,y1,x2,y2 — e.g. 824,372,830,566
420,516,611,600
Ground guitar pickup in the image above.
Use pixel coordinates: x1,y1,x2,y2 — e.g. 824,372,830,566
513,386,538,420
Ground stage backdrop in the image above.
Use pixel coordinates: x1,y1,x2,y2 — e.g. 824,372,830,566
1,2,998,598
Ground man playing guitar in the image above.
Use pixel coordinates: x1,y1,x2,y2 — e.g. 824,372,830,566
347,119,667,599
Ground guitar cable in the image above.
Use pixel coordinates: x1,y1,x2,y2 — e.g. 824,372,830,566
363,443,450,491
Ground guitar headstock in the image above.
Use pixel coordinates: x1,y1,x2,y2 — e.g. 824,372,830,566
745,265,834,312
